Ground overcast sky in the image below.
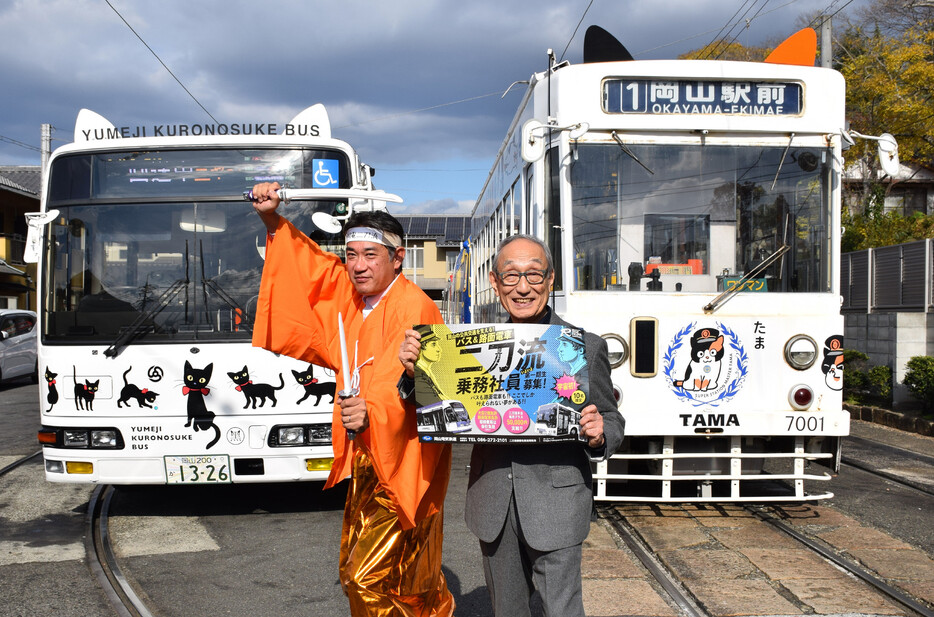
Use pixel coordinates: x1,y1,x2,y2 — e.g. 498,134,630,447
0,0,862,214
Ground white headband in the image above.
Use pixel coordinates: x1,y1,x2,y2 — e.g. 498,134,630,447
345,226,402,249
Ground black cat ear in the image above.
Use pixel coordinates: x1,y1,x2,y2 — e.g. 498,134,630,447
292,369,300,377
185,360,192,371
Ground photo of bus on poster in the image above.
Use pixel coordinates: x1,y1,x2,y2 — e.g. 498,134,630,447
412,323,591,443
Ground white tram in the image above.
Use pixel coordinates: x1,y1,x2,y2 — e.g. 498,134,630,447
28,105,398,485
452,27,897,501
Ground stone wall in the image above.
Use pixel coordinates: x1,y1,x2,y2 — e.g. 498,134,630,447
843,311,933,409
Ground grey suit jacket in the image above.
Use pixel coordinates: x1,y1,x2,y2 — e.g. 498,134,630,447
464,309,625,552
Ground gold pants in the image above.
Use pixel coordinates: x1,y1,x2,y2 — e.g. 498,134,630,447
340,449,455,617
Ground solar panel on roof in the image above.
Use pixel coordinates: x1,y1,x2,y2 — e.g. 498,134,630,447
444,218,466,242
427,217,446,235
408,216,429,235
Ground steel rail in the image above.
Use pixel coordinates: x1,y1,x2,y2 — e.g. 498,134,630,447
0,450,41,477
749,506,934,617
598,505,710,617
86,485,155,617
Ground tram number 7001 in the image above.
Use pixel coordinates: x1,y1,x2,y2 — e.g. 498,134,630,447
164,455,232,484
785,416,825,432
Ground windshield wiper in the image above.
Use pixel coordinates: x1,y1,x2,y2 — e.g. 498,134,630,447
771,133,795,190
612,131,654,175
703,245,790,314
103,277,188,358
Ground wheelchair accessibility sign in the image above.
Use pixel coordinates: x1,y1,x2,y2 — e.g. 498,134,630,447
313,159,339,187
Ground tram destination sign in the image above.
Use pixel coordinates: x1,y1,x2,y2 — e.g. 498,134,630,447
412,323,593,444
604,79,803,116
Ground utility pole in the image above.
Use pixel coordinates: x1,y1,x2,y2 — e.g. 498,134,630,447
820,14,832,69
40,123,51,191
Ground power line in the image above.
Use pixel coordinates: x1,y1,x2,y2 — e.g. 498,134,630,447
0,135,41,152
700,0,758,58
104,0,218,124
559,0,595,62
712,0,773,60
636,0,802,56
705,0,769,59
333,90,506,129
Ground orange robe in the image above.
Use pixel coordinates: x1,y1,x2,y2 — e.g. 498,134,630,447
252,217,453,616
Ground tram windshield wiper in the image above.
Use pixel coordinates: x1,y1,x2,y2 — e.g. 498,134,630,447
703,245,790,314
103,277,188,358
771,133,795,190
612,131,654,175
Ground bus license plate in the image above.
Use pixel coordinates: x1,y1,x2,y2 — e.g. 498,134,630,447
164,455,231,484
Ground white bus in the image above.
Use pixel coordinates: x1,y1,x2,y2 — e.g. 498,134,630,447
452,27,897,502
29,105,398,485
535,402,582,438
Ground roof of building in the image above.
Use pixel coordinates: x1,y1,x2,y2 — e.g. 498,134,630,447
396,214,469,248
0,166,41,198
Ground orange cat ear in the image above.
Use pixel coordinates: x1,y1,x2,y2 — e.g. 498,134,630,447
764,27,817,66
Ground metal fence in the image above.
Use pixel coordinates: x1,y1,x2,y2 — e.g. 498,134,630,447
841,239,934,313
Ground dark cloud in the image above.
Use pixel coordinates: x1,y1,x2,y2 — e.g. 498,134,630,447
0,0,864,209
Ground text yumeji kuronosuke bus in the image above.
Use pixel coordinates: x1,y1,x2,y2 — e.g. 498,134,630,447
451,28,899,502
28,105,402,485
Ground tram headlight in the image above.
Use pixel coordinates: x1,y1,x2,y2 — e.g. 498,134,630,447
784,335,818,370
63,430,89,448
601,333,629,369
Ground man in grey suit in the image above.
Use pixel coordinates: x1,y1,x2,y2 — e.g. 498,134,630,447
400,235,624,617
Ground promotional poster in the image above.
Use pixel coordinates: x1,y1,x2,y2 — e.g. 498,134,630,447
413,323,591,444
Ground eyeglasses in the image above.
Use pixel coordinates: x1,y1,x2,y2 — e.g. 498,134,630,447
497,270,548,286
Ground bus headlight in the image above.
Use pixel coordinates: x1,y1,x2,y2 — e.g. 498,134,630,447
277,427,306,445
91,430,118,448
63,430,89,447
270,424,333,447
307,424,332,444
784,335,818,370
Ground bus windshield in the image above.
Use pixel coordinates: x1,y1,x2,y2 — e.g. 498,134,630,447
43,147,349,344
570,143,832,294
42,200,343,344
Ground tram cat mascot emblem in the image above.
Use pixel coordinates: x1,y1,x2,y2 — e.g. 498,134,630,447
73,366,99,411
227,366,284,408
675,329,725,392
45,367,59,413
821,335,844,391
182,361,220,449
118,366,160,408
292,364,336,405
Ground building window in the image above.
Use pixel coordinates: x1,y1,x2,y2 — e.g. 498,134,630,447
403,246,424,271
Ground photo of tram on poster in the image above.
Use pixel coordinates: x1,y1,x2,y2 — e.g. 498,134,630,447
413,323,590,443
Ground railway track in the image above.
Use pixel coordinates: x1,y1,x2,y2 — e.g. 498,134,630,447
601,501,934,617
0,450,41,477
86,485,154,617
841,435,934,498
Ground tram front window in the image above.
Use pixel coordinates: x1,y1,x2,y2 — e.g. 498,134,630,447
42,201,343,343
570,143,832,293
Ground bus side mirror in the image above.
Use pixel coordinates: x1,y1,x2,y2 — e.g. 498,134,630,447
24,210,60,264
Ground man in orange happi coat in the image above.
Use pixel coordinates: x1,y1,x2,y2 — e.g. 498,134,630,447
250,182,454,617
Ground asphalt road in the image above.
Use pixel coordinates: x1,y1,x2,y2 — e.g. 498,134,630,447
1,379,932,617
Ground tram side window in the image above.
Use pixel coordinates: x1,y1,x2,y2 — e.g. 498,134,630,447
544,147,562,290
